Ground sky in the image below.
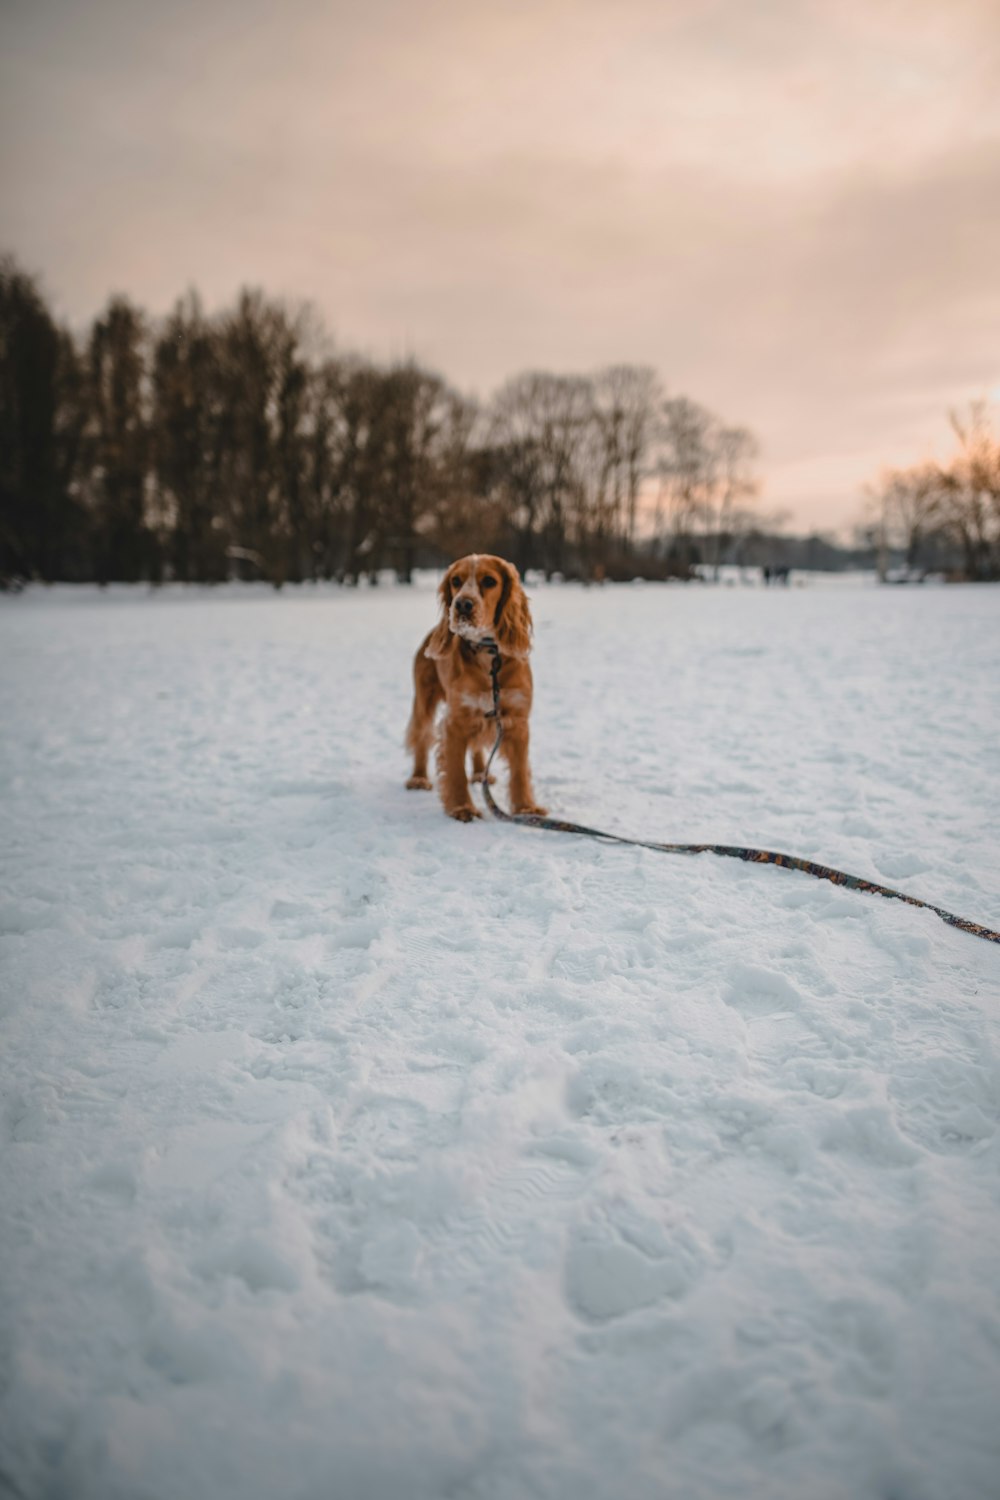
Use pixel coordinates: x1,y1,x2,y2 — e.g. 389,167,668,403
2,0,999,535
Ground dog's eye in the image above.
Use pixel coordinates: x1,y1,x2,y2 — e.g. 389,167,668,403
450,576,463,589
481,575,497,590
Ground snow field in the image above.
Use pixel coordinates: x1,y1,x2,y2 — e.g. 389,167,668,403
1,579,999,1500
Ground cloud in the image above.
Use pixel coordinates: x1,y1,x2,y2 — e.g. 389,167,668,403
2,0,999,529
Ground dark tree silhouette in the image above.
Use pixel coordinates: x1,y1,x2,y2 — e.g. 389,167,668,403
0,252,771,585
153,293,229,583
85,296,150,583
0,259,88,580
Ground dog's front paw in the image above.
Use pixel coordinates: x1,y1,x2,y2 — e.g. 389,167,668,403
469,771,496,785
406,775,433,790
447,803,482,822
513,803,548,817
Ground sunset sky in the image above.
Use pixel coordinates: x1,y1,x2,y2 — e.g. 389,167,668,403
3,0,999,534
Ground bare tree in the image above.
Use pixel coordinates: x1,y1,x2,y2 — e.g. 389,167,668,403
863,401,1000,581
869,462,946,574
409,389,482,565
654,400,760,575
375,363,470,583
943,403,1000,580
302,355,351,580
85,296,151,583
711,426,759,575
656,397,715,550
489,372,599,575
590,365,661,551
488,375,552,574
153,292,229,581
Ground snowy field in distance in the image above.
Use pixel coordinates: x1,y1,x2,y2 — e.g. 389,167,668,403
2,576,999,1500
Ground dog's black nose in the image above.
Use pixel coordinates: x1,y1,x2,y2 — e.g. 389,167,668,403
455,597,474,618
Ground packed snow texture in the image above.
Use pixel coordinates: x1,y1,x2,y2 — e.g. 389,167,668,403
2,578,999,1500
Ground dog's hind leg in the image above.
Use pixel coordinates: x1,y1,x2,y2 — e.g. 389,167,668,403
405,644,443,790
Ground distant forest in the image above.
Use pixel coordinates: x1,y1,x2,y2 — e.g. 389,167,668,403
0,254,763,586
2,255,997,585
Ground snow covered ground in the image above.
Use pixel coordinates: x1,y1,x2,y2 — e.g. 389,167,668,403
2,576,999,1500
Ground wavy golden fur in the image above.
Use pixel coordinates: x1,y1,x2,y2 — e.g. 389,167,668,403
405,554,546,821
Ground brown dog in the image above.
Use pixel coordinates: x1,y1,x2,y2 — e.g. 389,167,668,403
405,554,547,821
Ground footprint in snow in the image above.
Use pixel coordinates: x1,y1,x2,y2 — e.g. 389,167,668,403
328,1145,592,1303
427,1155,589,1288
564,1223,698,1323
341,1094,453,1162
722,964,804,1019
820,1105,920,1168
888,1050,999,1155
663,1366,806,1455
566,1057,677,1126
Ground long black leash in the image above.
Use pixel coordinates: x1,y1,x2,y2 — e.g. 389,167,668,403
478,644,1000,948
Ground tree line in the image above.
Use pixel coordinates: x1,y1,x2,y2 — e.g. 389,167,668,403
1,255,760,586
865,404,1000,581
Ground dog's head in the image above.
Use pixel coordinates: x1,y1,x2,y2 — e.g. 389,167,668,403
425,554,532,659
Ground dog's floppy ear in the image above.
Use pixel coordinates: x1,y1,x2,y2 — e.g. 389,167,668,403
493,559,532,658
424,571,453,659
